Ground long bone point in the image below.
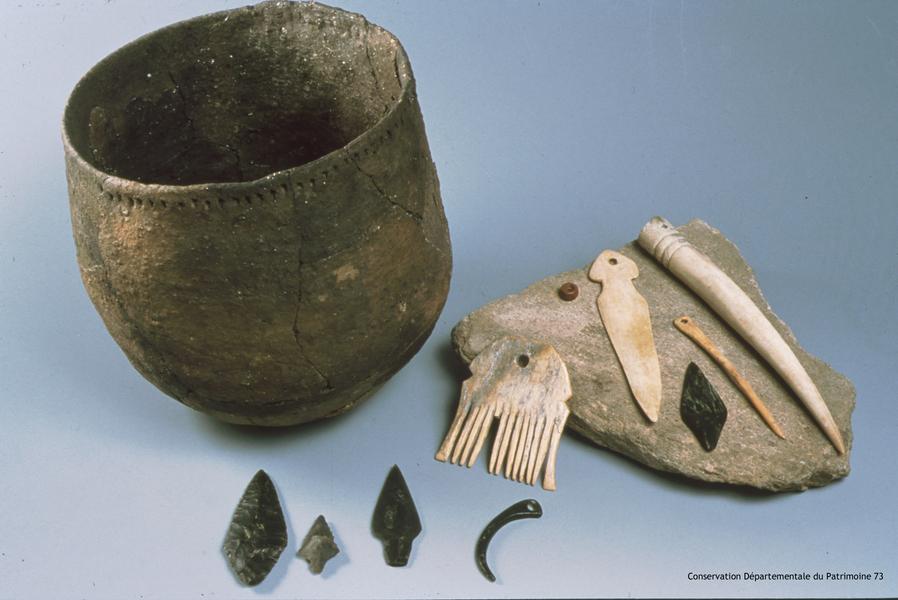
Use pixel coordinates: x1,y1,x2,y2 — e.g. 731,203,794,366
638,217,845,454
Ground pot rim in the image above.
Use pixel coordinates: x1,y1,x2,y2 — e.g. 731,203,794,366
61,0,415,197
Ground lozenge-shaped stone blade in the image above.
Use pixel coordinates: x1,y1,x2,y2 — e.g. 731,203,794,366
297,515,340,575
680,362,728,451
222,470,287,586
372,465,421,567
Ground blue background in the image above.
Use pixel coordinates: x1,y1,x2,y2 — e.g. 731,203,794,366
1,1,896,598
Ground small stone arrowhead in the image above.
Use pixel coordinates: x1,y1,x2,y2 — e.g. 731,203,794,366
222,470,287,586
680,362,728,451
297,515,340,574
371,465,421,567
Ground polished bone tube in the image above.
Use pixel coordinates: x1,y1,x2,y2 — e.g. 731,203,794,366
638,217,845,454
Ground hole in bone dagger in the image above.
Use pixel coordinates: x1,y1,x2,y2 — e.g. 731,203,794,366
516,354,530,368
608,257,618,265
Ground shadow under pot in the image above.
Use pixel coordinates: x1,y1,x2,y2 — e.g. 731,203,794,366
62,1,452,426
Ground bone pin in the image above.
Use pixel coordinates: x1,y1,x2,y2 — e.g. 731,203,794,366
639,217,845,454
435,336,572,491
674,315,786,439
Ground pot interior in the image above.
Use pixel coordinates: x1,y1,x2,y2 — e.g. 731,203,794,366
64,3,406,185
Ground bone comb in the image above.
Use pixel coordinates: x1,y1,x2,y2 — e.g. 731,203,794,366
435,336,572,491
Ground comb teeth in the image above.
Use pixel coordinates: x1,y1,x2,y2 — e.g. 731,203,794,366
434,337,572,491
492,409,517,475
488,409,510,474
530,416,553,486
451,404,482,464
525,416,547,485
505,412,526,479
436,403,568,491
467,404,495,467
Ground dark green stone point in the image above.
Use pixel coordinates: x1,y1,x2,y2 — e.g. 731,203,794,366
680,362,728,451
371,465,421,567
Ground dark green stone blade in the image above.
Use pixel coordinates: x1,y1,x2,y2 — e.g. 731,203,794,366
297,515,340,575
371,465,421,567
222,470,287,586
680,362,728,451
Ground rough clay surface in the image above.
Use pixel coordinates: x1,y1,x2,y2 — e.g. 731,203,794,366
452,220,854,492
64,2,451,425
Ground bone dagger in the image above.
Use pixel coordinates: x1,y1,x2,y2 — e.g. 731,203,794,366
588,249,663,422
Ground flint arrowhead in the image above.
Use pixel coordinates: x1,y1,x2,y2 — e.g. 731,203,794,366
222,470,287,586
297,515,340,575
371,465,421,567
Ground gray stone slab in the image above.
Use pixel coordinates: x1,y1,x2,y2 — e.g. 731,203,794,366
452,220,854,492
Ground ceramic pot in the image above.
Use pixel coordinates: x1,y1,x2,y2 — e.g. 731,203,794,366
63,1,451,425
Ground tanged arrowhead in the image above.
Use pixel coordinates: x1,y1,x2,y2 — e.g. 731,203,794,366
297,515,340,574
222,470,288,586
371,465,421,567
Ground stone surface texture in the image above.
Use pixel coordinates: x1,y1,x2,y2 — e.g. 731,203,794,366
452,220,854,492
63,1,451,425
222,470,287,586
